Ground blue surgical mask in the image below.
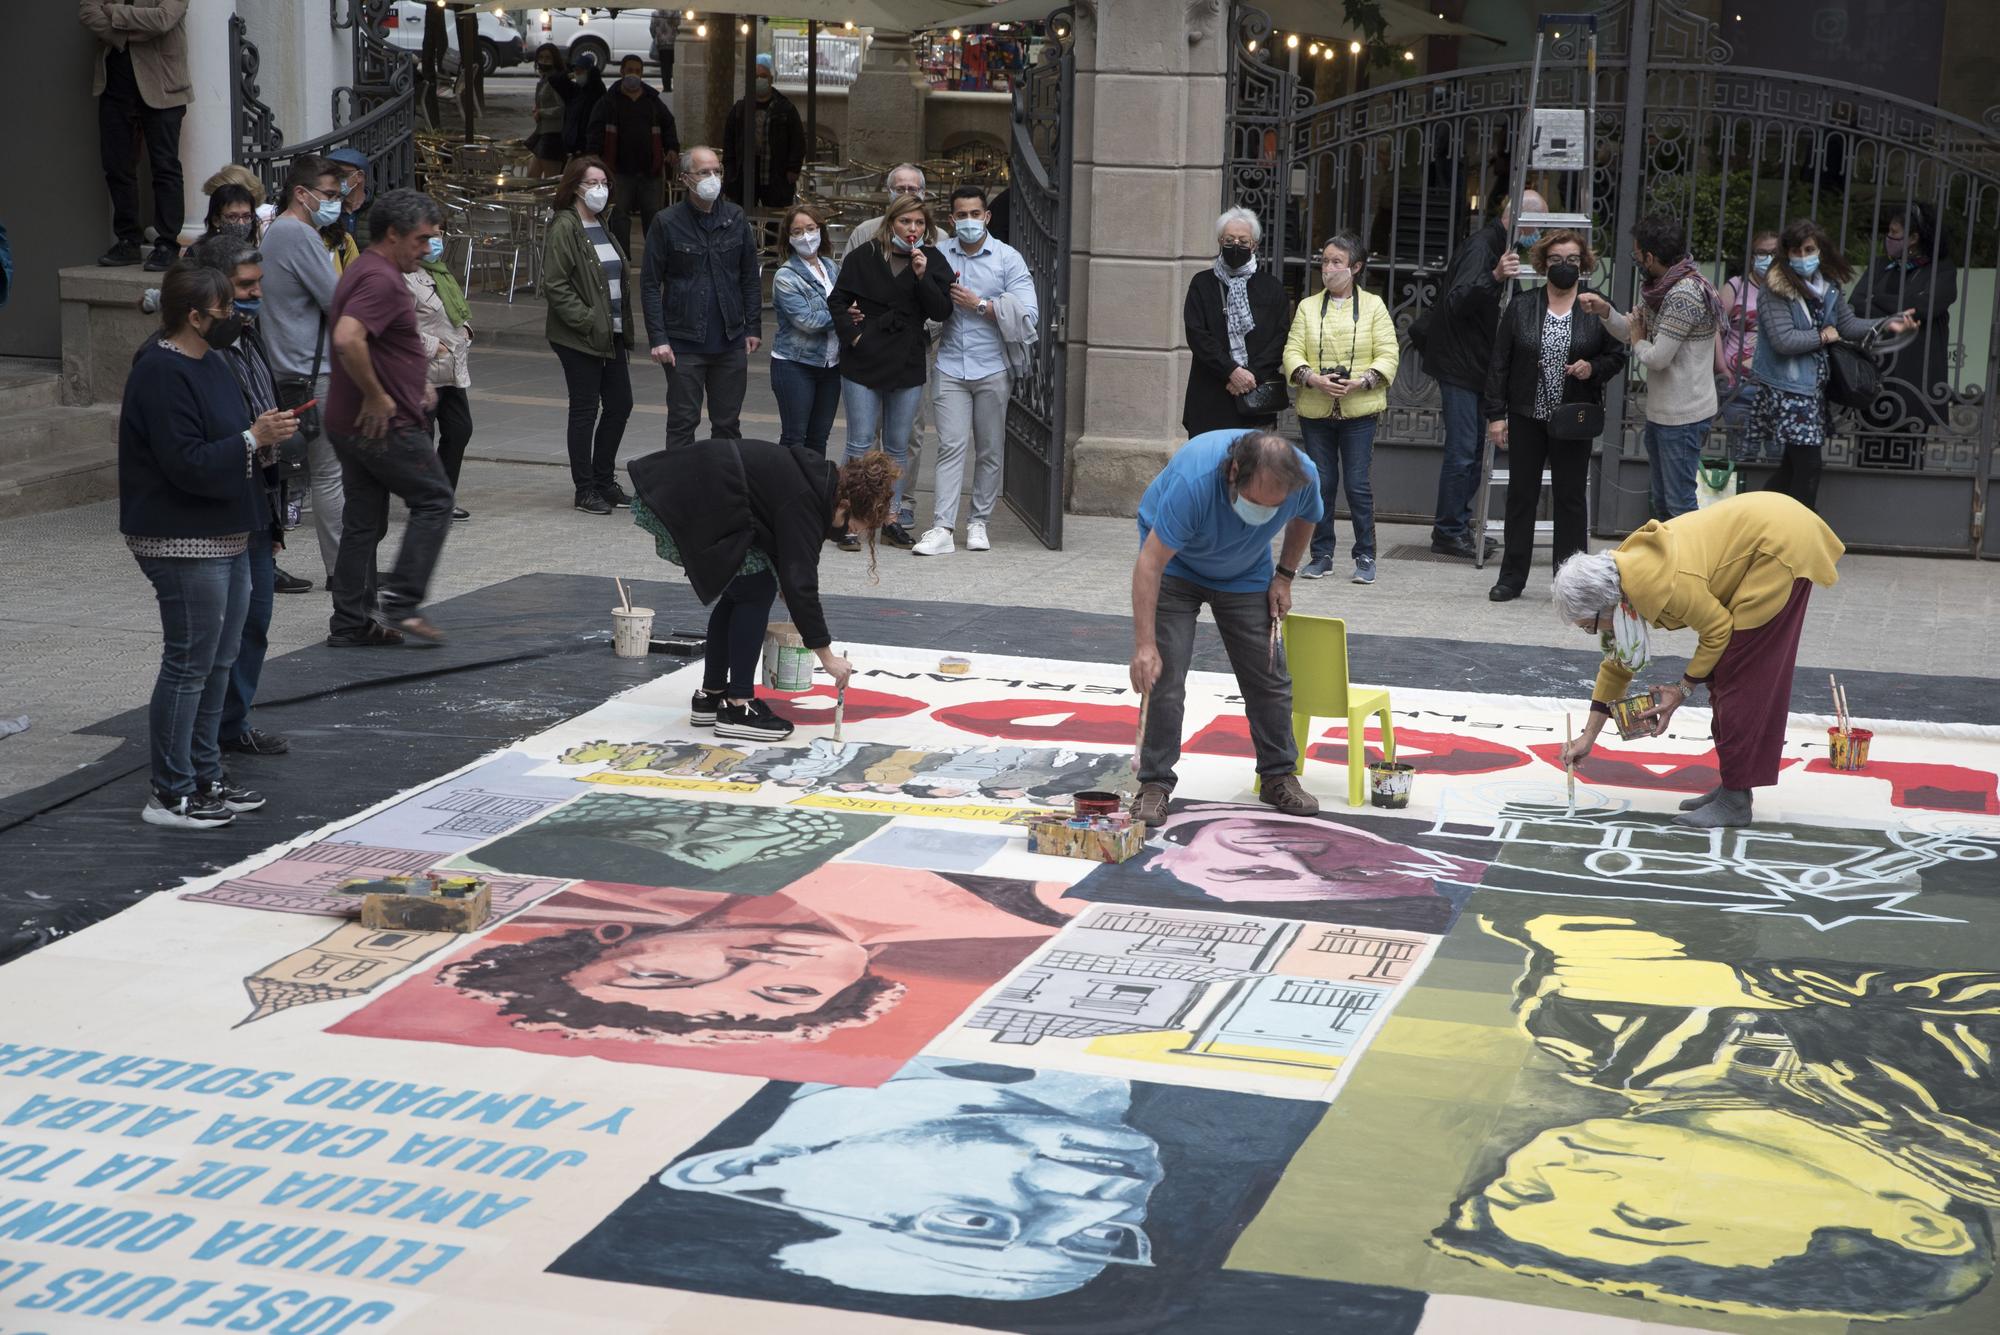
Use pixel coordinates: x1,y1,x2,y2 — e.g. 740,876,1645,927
311,197,342,228
1516,230,1541,248
232,297,262,317
1789,254,1820,279
891,234,916,253
1751,253,1774,275
954,217,986,246
1231,493,1280,526
424,236,445,263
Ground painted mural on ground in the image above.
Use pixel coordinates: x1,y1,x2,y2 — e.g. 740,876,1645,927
0,642,1995,1333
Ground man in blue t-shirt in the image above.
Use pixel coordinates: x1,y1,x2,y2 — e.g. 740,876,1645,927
1130,429,1323,824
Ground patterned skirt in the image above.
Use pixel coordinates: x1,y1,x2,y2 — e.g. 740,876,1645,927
631,497,771,579
1747,383,1832,454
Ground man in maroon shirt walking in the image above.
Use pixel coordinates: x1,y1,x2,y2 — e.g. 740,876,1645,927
324,189,454,647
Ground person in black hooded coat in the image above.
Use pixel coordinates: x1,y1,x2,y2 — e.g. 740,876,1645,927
627,440,899,743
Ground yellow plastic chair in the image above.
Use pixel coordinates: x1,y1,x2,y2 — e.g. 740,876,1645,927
1280,613,1395,807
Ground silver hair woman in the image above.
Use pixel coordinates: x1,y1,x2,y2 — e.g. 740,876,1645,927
1552,493,1845,830
1182,206,1287,435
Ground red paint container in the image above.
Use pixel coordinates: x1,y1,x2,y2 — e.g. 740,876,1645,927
1073,790,1121,818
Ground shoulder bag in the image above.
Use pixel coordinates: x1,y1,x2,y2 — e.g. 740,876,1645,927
1824,336,1880,410
271,319,325,478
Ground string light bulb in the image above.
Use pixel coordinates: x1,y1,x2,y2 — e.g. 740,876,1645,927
1308,42,1319,55
1245,39,1257,53
844,20,854,31
1349,40,1361,54
1404,49,1415,60
1286,33,1299,49
1321,47,1332,60
695,22,706,37
738,20,750,34
951,27,962,39
685,9,694,18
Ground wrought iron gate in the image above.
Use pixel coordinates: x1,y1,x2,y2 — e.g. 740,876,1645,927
1001,24,1076,550
1227,0,2000,556
232,1,416,199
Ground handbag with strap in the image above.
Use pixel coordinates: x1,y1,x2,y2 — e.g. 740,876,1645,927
272,319,326,478
1236,379,1291,417
1545,401,1604,440
1824,337,1880,411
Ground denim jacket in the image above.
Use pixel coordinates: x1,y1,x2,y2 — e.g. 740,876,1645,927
1751,263,1877,395
771,252,840,365
639,199,762,347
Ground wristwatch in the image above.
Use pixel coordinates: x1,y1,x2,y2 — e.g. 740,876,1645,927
976,298,990,317
1274,563,1298,580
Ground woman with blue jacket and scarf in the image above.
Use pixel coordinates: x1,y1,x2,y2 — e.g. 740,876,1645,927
1750,219,1914,511
769,203,842,456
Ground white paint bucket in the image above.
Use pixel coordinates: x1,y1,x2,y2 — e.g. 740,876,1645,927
762,622,815,691
1367,761,1415,809
611,607,655,659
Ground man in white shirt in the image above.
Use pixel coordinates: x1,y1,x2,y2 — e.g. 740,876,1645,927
913,186,1038,556
846,164,946,530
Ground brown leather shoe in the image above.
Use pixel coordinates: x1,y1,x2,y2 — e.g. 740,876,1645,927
388,615,447,644
1259,773,1320,816
1131,783,1171,827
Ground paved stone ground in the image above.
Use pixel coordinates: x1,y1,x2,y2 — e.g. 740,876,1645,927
4,327,1996,803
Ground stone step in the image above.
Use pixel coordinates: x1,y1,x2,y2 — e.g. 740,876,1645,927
0,406,122,521
0,359,62,413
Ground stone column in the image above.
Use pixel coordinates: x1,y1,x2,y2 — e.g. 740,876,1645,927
1065,0,1231,516
844,29,925,167
178,0,236,246
673,21,714,146
238,0,346,155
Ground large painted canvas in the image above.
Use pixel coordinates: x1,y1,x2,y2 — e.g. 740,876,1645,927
0,641,1996,1334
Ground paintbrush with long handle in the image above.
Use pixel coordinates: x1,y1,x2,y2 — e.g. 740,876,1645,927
614,577,631,614
1564,714,1577,814
833,648,847,742
1133,690,1151,780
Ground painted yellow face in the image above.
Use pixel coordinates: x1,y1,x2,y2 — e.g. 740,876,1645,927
1476,1116,1976,1271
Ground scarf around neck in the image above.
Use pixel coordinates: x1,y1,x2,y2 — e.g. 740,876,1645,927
421,257,471,331
1601,601,1652,674
1642,254,1724,330
1213,253,1256,368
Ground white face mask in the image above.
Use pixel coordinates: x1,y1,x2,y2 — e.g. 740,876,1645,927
790,230,820,256
693,175,723,203
581,184,609,214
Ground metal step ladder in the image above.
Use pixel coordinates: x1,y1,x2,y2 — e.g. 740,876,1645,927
1473,13,1599,570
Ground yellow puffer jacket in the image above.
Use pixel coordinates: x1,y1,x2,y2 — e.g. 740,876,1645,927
1282,287,1400,420
1593,492,1845,703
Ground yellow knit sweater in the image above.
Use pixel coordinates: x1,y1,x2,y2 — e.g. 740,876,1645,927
1593,492,1844,703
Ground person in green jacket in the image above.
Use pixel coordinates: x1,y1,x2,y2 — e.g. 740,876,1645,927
542,155,634,516
1282,232,1400,584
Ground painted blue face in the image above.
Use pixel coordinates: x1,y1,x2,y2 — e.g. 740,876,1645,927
663,1063,1164,1300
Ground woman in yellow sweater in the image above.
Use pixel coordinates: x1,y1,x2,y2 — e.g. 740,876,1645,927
1552,491,1844,828
1283,232,1400,584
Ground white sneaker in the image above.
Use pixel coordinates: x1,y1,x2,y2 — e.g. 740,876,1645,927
912,526,956,556
966,521,990,551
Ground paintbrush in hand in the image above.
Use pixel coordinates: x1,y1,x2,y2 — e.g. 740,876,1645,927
1564,714,1577,814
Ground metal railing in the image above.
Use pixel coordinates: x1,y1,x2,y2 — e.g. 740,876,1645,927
771,32,862,87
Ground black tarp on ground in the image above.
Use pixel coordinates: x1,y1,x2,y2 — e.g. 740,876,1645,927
4,572,1990,962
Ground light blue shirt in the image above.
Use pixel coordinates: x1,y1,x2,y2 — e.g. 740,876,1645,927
1136,430,1322,592
934,233,1037,381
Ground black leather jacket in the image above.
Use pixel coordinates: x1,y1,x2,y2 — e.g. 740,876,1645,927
639,199,762,348
1483,286,1626,421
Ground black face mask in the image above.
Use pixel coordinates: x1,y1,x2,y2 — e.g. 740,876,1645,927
1546,260,1580,291
537,64,556,75
199,313,244,350
1220,243,1254,270
220,221,254,241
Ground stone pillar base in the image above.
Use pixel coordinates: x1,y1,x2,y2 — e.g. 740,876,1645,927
1068,435,1180,517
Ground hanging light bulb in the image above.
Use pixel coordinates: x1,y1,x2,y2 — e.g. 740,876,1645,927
1245,39,1257,53
738,20,750,35
1286,34,1299,49
1404,49,1415,60
685,9,695,18
844,20,854,31
1349,40,1361,54
951,27,962,40
1308,42,1319,55
695,22,706,38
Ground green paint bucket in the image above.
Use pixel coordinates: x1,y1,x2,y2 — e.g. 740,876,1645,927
762,622,816,692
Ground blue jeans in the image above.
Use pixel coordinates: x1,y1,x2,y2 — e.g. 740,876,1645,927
1300,414,1378,563
136,551,250,798
1645,419,1709,521
1431,381,1484,543
220,525,275,740
841,379,923,519
770,358,842,457
1716,378,1767,462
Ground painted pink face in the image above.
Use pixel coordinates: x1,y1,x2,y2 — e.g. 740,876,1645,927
1153,813,1460,903
565,925,868,1021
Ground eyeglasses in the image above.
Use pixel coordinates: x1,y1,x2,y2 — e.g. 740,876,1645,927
718,1197,1155,1267
686,168,723,179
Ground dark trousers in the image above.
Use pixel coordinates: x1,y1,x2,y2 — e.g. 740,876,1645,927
98,56,185,247
220,526,276,740
607,174,664,256
665,345,748,448
1709,580,1813,790
1496,414,1590,591
655,46,675,92
1763,444,1824,512
552,341,633,493
432,385,472,491
1140,575,1297,787
1300,414,1378,563
1431,381,1484,543
769,357,841,455
703,569,779,699
136,552,248,798
326,427,455,634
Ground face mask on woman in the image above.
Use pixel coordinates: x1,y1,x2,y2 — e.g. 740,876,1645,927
581,184,610,214
1751,253,1774,275
1790,253,1821,279
891,233,917,253
1883,235,1907,260
199,312,244,351
693,175,724,204
424,236,446,264
1545,259,1581,291
220,220,254,242
790,230,821,256
1219,242,1254,269
1321,264,1352,292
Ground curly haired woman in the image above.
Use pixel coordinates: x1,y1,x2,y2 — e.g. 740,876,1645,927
627,440,899,742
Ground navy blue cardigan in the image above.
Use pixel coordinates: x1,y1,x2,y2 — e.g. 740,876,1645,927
118,341,262,540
